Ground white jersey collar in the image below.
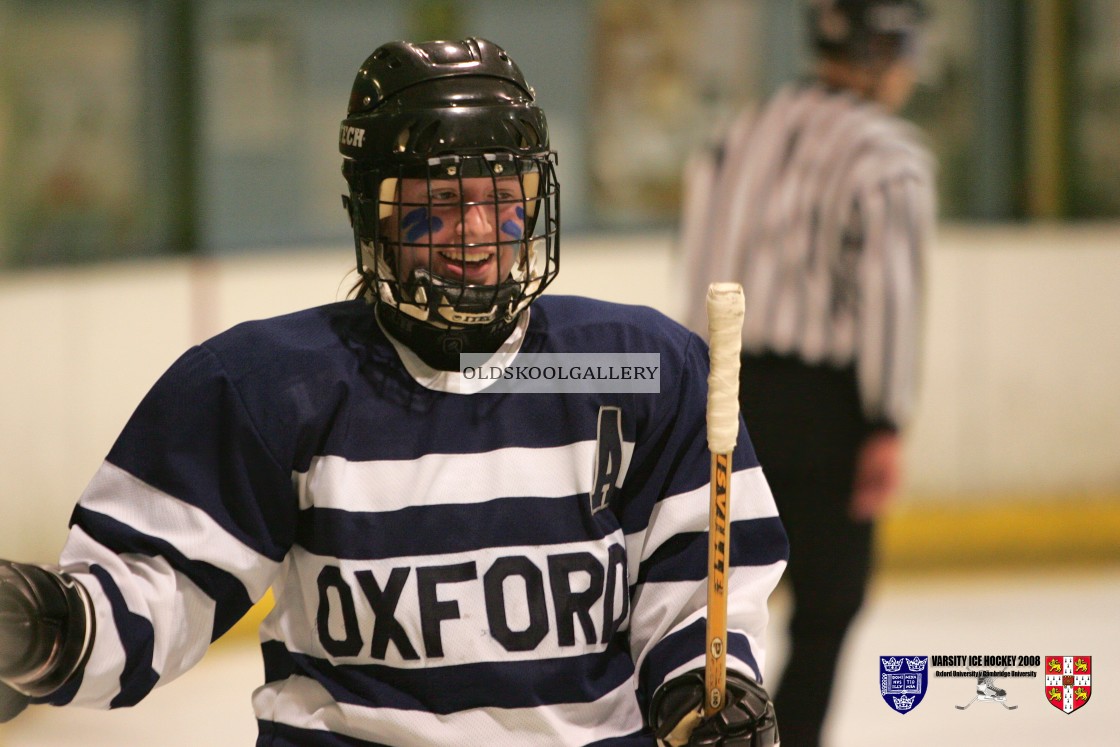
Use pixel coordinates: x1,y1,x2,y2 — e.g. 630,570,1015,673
377,310,531,395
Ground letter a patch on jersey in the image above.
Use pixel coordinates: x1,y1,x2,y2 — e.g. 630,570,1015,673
590,406,622,515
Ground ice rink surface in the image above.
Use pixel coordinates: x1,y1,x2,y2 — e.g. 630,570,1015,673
2,566,1117,747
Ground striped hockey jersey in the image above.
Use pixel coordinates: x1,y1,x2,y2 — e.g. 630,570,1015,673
46,295,788,746
680,81,937,430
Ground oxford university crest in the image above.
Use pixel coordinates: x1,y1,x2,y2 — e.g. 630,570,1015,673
880,655,929,714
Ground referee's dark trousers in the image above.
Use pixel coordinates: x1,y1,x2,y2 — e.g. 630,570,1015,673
740,352,876,747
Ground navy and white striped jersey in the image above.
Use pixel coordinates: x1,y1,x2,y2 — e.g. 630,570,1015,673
46,295,787,746
681,80,937,429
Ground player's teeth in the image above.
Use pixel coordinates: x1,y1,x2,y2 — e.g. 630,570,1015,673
440,252,490,263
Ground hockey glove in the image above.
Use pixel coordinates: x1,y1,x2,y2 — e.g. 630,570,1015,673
649,669,779,747
0,680,29,723
0,559,95,722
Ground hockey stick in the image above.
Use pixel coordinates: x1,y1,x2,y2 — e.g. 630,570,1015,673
956,696,1018,711
703,282,745,717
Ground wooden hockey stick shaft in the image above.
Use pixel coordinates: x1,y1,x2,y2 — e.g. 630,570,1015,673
704,283,744,718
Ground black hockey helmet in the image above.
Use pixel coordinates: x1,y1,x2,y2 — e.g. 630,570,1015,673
808,0,928,63
340,38,559,337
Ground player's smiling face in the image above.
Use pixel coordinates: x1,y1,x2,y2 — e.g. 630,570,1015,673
388,176,527,286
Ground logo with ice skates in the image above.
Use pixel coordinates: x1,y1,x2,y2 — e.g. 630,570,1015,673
955,669,1018,710
880,656,929,714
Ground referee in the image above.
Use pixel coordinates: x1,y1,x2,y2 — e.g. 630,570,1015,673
680,2,936,744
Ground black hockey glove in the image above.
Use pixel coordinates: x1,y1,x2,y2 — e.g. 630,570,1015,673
0,559,96,722
0,680,29,723
649,669,779,747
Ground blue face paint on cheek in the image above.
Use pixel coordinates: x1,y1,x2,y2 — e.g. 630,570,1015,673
501,206,526,239
402,207,443,243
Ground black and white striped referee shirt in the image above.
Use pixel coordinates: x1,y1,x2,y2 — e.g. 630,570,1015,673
680,80,937,430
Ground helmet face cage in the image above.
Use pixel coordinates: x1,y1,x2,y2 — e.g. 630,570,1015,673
349,150,559,329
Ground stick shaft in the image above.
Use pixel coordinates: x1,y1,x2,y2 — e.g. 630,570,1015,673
703,282,744,718
705,451,731,716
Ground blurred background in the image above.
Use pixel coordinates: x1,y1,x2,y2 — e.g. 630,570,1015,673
0,1,1117,745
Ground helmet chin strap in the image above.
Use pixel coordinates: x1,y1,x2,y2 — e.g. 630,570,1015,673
375,301,519,372
363,238,528,327
399,268,522,327
360,236,531,370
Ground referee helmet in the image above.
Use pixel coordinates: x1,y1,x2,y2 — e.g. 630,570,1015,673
809,0,928,63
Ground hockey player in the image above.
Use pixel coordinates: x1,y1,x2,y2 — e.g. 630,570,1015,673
1,38,786,745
